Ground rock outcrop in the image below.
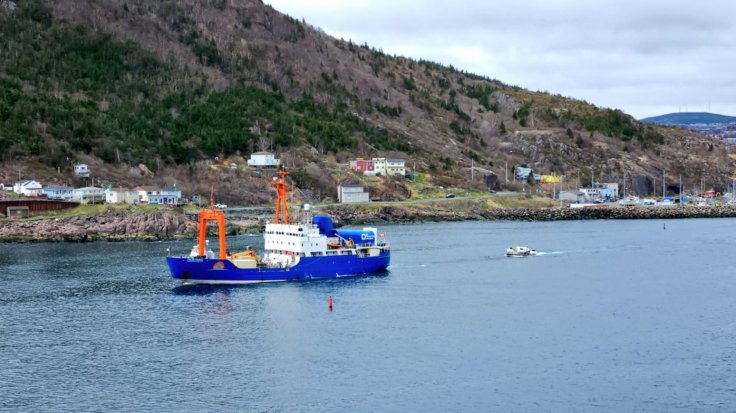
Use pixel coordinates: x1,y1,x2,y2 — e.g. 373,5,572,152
0,209,196,242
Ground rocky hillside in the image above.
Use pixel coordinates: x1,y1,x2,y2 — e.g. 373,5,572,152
0,207,196,241
1,0,734,202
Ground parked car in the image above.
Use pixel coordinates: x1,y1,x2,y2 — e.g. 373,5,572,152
215,203,227,209
445,194,455,198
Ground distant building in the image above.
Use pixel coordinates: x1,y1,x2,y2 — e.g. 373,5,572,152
373,158,387,175
600,183,619,199
386,159,406,176
106,188,138,204
338,183,370,203
73,187,105,203
349,159,375,174
352,157,405,176
558,190,583,203
13,180,43,196
579,187,600,201
540,175,561,183
1,183,14,191
42,185,74,201
133,186,161,203
148,186,182,205
74,164,90,178
247,152,280,167
514,167,532,180
6,206,29,218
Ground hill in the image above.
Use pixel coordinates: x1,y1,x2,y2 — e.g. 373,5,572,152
1,0,735,203
641,112,736,126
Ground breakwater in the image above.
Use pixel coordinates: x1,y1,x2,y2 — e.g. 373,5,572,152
325,204,736,225
3,203,736,242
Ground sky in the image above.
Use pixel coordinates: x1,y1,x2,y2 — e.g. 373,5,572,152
266,0,736,119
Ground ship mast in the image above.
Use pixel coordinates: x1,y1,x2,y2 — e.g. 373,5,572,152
197,194,227,259
273,167,289,224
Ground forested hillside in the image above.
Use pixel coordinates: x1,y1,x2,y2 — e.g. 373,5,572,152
0,1,408,169
1,0,734,201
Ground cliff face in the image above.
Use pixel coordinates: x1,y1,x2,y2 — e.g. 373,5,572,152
0,210,196,242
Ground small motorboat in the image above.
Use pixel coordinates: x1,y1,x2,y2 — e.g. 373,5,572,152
506,246,536,257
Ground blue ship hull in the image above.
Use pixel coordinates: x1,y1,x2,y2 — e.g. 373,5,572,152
166,253,390,284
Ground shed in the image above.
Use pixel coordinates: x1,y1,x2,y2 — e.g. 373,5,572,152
338,183,370,203
7,206,30,218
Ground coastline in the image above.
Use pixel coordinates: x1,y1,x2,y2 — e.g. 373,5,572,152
321,201,736,225
3,202,736,242
0,208,197,242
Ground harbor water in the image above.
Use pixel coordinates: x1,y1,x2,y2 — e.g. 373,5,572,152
2,219,736,411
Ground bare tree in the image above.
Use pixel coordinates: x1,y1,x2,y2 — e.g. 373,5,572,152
258,136,272,152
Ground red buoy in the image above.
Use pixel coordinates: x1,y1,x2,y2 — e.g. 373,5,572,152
328,295,333,311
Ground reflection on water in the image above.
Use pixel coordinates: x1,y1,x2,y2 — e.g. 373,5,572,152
171,284,238,296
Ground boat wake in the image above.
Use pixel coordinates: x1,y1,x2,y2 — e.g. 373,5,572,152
533,251,565,256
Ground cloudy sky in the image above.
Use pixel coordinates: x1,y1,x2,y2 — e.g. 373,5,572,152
267,0,736,119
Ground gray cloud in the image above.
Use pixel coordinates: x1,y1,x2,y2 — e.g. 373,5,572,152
268,0,736,118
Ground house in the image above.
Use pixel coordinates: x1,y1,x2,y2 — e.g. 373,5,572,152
42,185,74,201
558,190,583,203
514,167,532,180
600,183,619,199
13,180,43,196
148,186,182,205
386,159,406,176
579,187,600,201
74,164,90,178
105,188,138,204
73,186,105,203
337,183,370,203
349,159,375,174
134,186,161,203
247,152,280,167
1,183,14,191
372,158,387,175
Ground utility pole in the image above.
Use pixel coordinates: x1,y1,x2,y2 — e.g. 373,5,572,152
471,158,474,181
662,169,665,198
505,161,508,183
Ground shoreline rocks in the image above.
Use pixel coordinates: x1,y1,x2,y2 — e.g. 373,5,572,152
3,204,736,242
325,204,736,225
0,210,197,242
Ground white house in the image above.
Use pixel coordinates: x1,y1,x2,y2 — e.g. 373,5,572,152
73,187,105,203
133,186,162,203
247,152,280,167
372,158,387,175
106,188,138,204
148,186,182,205
1,183,14,191
42,185,74,201
74,164,90,178
600,183,619,199
338,183,370,203
386,159,406,176
515,167,532,180
13,180,43,196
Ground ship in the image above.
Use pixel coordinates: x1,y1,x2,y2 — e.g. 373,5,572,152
166,168,391,284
